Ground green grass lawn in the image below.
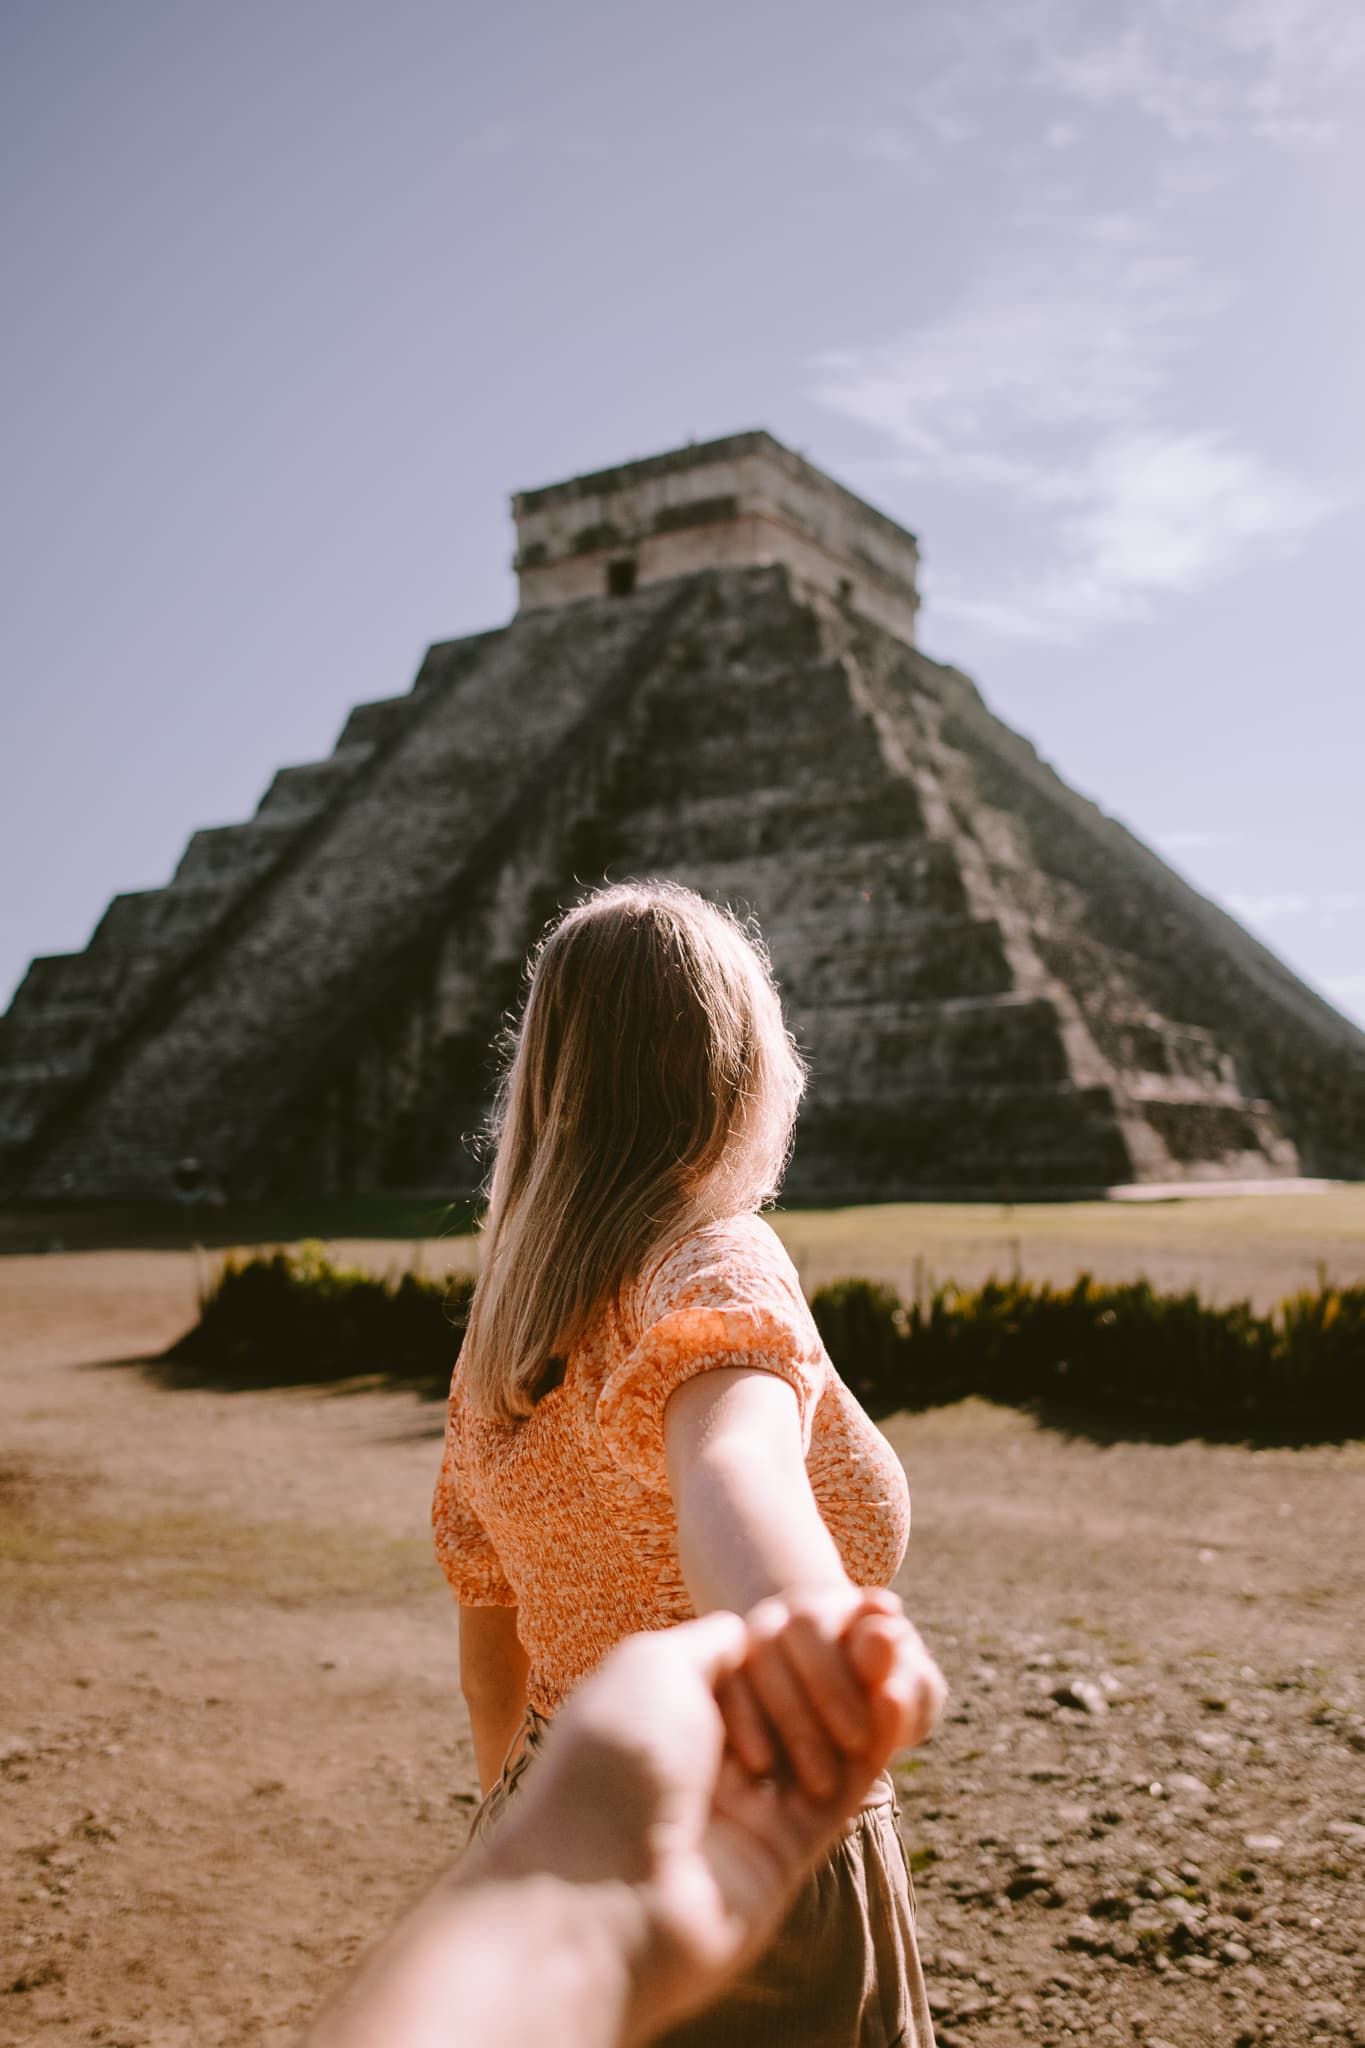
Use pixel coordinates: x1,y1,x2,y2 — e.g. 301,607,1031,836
769,1187,1365,1308
6,1186,1362,1311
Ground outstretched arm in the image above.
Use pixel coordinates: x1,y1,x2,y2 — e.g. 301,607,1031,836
303,1607,916,2048
665,1368,849,1611
664,1367,944,1795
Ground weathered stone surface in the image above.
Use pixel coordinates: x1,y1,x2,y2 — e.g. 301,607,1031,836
513,428,921,645
3,437,1365,1203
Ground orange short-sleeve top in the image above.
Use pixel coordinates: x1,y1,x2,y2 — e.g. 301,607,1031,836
432,1213,911,1717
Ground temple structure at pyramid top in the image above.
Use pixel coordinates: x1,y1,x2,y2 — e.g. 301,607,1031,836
513,430,922,645
3,429,1364,1206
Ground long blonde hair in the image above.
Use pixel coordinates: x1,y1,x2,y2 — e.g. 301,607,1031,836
459,881,806,1424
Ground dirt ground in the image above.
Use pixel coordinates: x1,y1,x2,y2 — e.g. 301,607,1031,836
2,1239,1363,2048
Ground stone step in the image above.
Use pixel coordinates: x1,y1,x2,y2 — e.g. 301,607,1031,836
627,740,887,807
767,915,1013,1009
0,626,509,1178
1127,1093,1299,1174
791,992,1072,1096
20,580,704,1198
787,1081,1135,1198
250,742,375,820
1094,1016,1237,1091
637,660,858,746
655,842,957,922
170,815,306,888
604,780,929,865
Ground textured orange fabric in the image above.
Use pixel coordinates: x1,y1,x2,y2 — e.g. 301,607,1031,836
432,1213,911,1717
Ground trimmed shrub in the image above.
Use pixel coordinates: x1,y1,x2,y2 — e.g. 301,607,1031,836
809,1278,908,1413
172,1245,1363,1439
809,1272,1365,1439
171,1241,474,1399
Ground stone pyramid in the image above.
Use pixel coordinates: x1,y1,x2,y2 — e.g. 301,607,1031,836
4,431,1363,1204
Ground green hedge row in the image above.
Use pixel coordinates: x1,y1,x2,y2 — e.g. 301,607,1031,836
171,1242,473,1400
173,1245,1364,1438
809,1273,1365,1437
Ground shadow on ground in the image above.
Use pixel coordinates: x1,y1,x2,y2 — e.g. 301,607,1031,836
91,1347,461,1405
96,1347,1357,1453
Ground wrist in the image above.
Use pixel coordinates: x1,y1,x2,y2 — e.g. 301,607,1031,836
472,1869,658,2048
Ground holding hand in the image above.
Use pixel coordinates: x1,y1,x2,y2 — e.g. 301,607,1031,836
715,1585,947,1802
305,1599,946,2048
483,1598,944,2041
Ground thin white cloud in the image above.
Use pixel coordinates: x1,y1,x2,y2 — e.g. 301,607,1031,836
862,0,1365,157
809,215,1342,642
809,0,1360,646
1038,0,1365,147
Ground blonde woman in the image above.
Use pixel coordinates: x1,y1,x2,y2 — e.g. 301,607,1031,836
433,881,945,2047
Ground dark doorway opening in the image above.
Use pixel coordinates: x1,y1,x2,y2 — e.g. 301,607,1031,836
607,557,638,597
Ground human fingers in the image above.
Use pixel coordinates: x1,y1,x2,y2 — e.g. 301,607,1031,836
847,1612,947,1750
658,1608,751,1694
767,1602,872,1754
844,1585,905,1624
715,1667,778,1778
742,1600,845,1800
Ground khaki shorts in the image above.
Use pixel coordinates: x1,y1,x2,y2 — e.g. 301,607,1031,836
468,1709,937,2048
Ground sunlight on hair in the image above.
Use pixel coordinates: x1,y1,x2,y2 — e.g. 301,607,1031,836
459,882,806,1423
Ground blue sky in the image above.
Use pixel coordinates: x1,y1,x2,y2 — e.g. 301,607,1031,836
4,0,1363,1023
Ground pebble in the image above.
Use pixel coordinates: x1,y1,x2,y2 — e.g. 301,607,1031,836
1222,1941,1254,1965
1064,1915,1106,1953
1167,1772,1213,1803
1053,1678,1109,1717
1324,1821,1365,1848
1244,1833,1283,1854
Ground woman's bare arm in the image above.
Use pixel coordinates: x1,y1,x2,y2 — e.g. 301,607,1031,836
664,1368,847,1611
664,1367,944,1796
459,1606,531,1795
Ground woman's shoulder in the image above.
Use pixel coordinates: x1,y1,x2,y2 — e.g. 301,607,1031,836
645,1208,792,1280
631,1211,806,1330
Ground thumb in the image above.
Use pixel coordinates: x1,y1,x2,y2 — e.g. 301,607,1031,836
666,1609,750,1693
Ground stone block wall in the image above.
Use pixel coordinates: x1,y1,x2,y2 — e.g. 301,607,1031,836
514,431,921,647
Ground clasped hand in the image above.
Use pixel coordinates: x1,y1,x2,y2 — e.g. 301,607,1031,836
484,1593,946,2042
717,1583,947,1802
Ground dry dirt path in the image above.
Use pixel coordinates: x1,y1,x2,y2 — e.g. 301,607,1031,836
2,1251,1363,2048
